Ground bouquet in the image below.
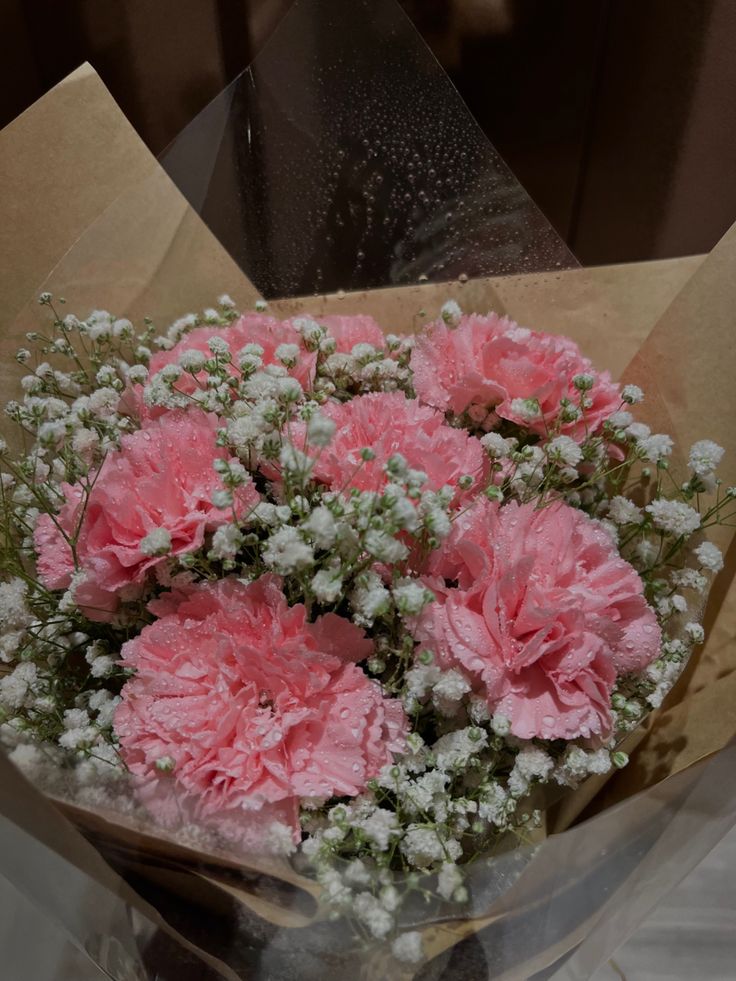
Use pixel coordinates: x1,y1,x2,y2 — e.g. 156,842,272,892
1,291,732,971
1,1,735,977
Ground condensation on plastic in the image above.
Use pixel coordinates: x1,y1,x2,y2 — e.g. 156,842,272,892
158,0,576,298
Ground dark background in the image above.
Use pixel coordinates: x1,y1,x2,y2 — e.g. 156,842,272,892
3,0,736,266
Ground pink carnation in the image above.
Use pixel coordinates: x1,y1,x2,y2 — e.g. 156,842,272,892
410,313,621,440
33,411,259,620
114,575,407,846
416,499,661,740
292,391,487,498
319,314,386,352
129,314,317,418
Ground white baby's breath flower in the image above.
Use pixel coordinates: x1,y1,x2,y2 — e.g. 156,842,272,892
467,694,491,724
510,397,541,422
279,443,314,477
63,707,90,730
306,412,336,448
401,826,462,868
546,435,583,467
8,742,46,777
88,387,120,418
572,373,594,391
440,300,462,328
607,495,643,525
344,859,372,887
275,343,300,368
645,499,701,537
608,410,633,429
276,376,303,403
0,579,32,633
508,746,554,797
72,427,100,461
386,488,420,533
302,506,337,549
227,414,268,453
433,727,488,770
490,713,510,736
621,384,644,404
437,862,463,902
514,746,554,781
685,622,705,645
0,662,38,709
638,433,674,463
354,805,400,851
657,597,673,617
480,432,517,458
688,439,724,477
364,529,408,564
554,746,612,786
208,336,229,355
252,502,291,526
209,524,243,560
265,822,297,856
671,594,688,613
378,884,400,912
262,527,314,574
351,342,378,363
594,518,619,544
477,781,510,825
432,668,471,705
392,932,424,964
310,567,343,604
292,316,322,342
89,655,115,678
404,661,440,700
139,527,172,557
635,539,658,565
671,568,708,593
351,572,391,626
127,364,148,385
422,503,451,539
353,892,394,939
178,349,207,372
694,541,724,573
392,579,433,617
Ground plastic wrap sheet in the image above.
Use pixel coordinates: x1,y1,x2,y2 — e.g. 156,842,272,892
1,733,734,980
159,0,576,297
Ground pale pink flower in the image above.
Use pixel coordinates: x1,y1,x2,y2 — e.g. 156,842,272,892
410,313,621,440
33,411,259,620
114,575,407,846
416,499,661,740
291,391,487,498
319,314,386,352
